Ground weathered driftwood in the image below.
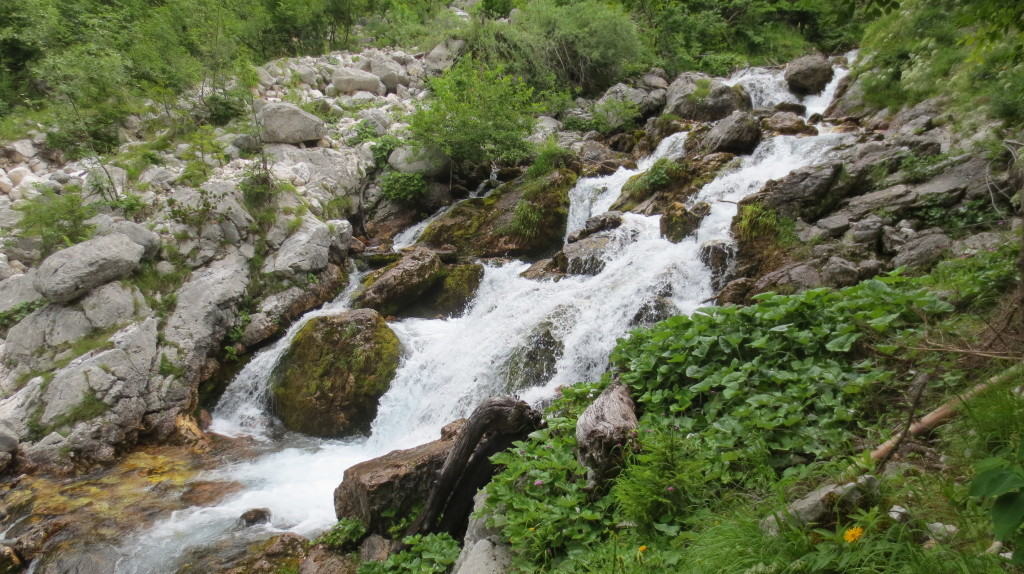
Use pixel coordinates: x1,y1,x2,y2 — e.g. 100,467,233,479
408,397,541,539
871,363,1024,461
575,382,638,489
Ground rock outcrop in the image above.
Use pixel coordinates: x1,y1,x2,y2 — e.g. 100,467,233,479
784,54,834,96
664,73,752,122
259,102,327,144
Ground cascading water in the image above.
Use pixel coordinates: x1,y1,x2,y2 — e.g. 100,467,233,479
725,50,856,117
116,62,852,573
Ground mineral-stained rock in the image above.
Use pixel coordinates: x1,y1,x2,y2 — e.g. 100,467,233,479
334,421,464,535
352,247,444,315
270,309,401,438
661,201,711,243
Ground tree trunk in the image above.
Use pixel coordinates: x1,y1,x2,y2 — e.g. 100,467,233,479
575,382,638,491
407,397,541,540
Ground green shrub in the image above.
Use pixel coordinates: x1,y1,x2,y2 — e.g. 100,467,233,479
204,91,246,126
486,382,615,564
408,59,538,168
357,533,460,574
506,200,543,241
620,158,682,205
314,518,366,552
379,171,427,204
591,98,641,134
14,187,97,256
466,0,646,94
526,138,573,179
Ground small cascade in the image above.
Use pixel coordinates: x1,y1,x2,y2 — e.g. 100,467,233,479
210,267,365,439
392,206,448,251
725,50,855,116
566,131,688,237
116,60,855,572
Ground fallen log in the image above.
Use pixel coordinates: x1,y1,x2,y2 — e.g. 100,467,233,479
575,382,638,490
407,397,541,539
871,363,1024,461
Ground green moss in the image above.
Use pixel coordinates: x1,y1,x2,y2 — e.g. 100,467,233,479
270,312,401,437
406,264,485,318
420,170,575,258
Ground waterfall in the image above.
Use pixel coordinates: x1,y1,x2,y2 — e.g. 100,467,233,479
210,267,365,439
725,50,855,117
115,63,853,573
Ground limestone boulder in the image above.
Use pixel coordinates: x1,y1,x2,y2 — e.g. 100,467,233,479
262,218,333,277
664,73,751,122
387,146,451,179
33,234,144,304
785,54,834,96
259,102,326,144
270,309,401,437
332,67,386,95
704,111,761,155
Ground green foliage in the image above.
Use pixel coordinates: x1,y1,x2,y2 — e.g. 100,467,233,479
592,98,641,135
0,300,45,330
918,241,1020,309
506,200,543,241
970,437,1024,564
620,158,681,205
14,187,97,256
614,278,952,473
486,382,615,564
379,171,427,204
526,138,573,180
465,0,646,94
620,0,866,76
408,59,538,168
856,0,1024,128
314,518,366,551
356,533,460,574
734,203,784,243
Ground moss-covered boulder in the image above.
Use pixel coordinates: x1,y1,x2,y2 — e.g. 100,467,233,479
661,201,712,242
269,309,401,438
501,324,564,393
352,248,444,316
418,170,576,259
405,263,485,319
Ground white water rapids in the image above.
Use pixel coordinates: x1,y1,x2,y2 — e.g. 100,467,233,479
115,61,851,573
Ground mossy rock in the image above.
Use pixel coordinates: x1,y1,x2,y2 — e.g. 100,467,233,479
418,170,576,259
270,309,401,438
501,323,564,392
352,247,444,316
404,263,485,319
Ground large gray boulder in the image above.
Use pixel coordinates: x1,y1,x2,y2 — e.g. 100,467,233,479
664,73,751,122
262,218,333,277
704,111,761,154
267,145,371,212
424,39,465,73
369,57,410,92
353,247,443,315
259,103,326,144
0,272,42,315
387,146,451,178
785,54,834,96
331,67,385,95
161,252,250,376
892,231,951,269
33,234,144,304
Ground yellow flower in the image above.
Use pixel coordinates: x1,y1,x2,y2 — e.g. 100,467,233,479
843,526,865,543
638,545,649,552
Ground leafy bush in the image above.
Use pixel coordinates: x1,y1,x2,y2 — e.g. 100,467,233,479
506,200,543,241
526,138,573,179
315,518,366,552
357,533,460,574
620,158,682,205
486,382,615,564
591,98,642,134
613,278,952,474
408,59,539,169
14,187,97,256
379,171,427,204
466,0,646,94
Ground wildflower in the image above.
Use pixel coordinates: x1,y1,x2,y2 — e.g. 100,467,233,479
533,479,544,486
843,526,865,543
528,527,536,532
638,545,648,553
665,486,676,492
